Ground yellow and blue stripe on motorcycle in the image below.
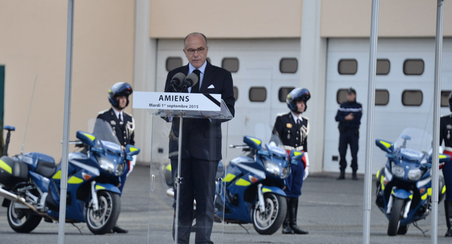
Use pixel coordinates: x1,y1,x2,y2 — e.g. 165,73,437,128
391,188,412,200
53,171,84,184
261,186,286,197
94,183,121,194
0,159,12,174
376,168,387,190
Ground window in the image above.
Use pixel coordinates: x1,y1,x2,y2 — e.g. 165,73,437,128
278,87,295,102
222,58,239,73
249,87,267,102
280,58,298,73
441,91,451,107
403,59,424,75
166,57,182,72
376,59,390,75
233,86,239,101
338,88,389,105
338,59,358,75
402,90,423,106
375,89,389,106
336,89,348,104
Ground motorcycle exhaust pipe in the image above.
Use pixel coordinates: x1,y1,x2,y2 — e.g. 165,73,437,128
0,186,48,217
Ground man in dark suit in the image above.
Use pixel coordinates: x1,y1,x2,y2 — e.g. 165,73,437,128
97,82,135,233
164,32,235,244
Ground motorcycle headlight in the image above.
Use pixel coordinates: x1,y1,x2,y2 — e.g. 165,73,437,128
99,157,115,174
116,162,126,176
407,168,423,181
391,162,405,178
281,166,291,179
264,160,280,177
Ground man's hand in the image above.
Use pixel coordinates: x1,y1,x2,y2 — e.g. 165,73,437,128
345,113,354,121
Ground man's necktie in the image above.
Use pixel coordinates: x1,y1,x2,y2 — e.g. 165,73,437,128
119,114,123,125
191,69,201,93
297,119,301,126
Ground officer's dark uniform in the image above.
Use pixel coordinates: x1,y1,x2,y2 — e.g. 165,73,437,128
273,112,309,235
274,112,307,198
97,108,135,147
439,114,452,236
335,100,362,176
97,108,135,192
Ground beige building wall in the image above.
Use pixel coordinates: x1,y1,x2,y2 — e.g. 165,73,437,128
149,0,303,38
321,0,452,37
0,0,135,160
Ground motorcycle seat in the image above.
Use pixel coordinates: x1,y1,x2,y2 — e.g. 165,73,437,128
36,161,56,178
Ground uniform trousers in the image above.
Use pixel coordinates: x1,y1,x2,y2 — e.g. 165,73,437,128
442,151,452,202
171,157,217,244
284,159,305,198
338,129,359,172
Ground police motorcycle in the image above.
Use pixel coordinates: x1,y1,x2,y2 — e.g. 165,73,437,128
0,119,140,234
213,129,301,235
375,127,449,236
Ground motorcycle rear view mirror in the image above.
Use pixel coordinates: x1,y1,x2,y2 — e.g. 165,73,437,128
428,153,451,164
76,131,96,148
125,145,140,161
243,136,262,151
375,139,394,154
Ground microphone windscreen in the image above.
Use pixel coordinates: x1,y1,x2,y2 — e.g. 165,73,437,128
185,73,199,87
171,72,186,84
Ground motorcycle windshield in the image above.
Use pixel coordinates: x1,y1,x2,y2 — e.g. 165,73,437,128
92,118,121,146
254,123,285,150
393,127,432,153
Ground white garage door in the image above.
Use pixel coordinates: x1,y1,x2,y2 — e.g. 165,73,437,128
324,38,452,174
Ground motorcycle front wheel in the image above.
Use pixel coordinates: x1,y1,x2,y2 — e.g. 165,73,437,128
86,191,121,235
7,200,42,233
388,197,404,236
252,193,287,235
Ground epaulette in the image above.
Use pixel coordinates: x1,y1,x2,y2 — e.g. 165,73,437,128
98,109,109,115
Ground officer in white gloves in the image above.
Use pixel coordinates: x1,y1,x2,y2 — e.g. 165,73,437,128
273,88,311,235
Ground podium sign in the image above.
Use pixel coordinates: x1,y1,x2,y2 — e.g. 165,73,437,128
133,91,221,111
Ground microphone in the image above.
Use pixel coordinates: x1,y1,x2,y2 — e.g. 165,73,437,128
180,72,199,91
169,72,186,92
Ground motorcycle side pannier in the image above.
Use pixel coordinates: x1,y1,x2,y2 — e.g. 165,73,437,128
0,156,28,188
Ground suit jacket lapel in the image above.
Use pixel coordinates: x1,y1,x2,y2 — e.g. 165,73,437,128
199,62,214,93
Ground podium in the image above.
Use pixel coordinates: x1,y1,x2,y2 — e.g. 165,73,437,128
133,91,233,244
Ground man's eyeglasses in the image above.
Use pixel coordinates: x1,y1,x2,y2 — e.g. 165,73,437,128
186,47,206,55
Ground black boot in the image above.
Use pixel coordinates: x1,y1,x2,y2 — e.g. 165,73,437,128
111,224,128,233
446,201,452,237
282,198,294,234
352,171,358,180
289,198,308,235
337,170,345,180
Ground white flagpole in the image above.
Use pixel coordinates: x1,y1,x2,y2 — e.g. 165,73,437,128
363,0,379,243
431,1,444,243
58,0,74,243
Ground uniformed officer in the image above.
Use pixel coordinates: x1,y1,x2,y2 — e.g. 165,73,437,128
439,92,452,237
273,88,310,235
97,82,135,234
335,87,362,180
